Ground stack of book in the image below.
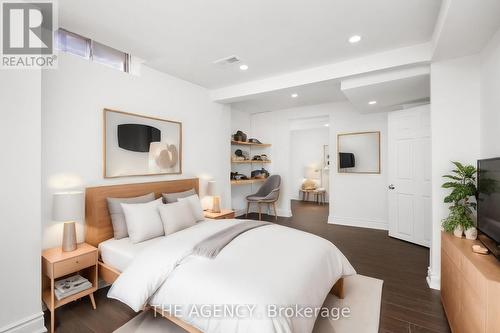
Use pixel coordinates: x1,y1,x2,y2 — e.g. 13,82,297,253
55,275,92,300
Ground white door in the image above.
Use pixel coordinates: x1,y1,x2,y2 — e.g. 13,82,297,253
388,105,431,247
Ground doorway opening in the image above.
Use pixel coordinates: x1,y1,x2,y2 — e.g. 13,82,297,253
289,116,331,216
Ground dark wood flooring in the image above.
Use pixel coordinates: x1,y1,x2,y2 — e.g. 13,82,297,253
45,200,450,333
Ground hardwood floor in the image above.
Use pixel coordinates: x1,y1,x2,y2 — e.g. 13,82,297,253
45,200,450,333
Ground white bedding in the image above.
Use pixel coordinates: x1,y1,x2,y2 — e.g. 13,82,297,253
99,236,163,272
108,219,356,333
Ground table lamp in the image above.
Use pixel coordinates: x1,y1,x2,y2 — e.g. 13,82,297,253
53,191,84,252
206,180,221,213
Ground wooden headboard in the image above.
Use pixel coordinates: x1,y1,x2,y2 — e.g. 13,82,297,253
85,178,199,247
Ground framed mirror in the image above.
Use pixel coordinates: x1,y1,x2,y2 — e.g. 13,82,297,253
337,131,380,174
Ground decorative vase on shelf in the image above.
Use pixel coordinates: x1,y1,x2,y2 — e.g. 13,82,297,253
465,227,477,240
453,225,464,238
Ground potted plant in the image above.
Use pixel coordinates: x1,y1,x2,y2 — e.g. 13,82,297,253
441,162,477,239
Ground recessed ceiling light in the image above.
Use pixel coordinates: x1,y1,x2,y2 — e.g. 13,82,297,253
239,64,248,71
291,93,298,98
349,35,362,44
368,100,377,105
324,124,330,127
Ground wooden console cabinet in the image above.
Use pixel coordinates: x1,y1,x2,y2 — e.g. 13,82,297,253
441,232,500,333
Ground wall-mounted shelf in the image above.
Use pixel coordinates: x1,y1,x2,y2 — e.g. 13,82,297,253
231,160,272,164
231,140,271,147
230,139,271,187
230,179,266,185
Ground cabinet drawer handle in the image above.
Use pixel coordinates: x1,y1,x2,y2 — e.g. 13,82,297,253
75,260,79,264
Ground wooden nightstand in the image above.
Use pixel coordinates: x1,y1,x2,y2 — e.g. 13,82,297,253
204,209,236,220
42,243,98,333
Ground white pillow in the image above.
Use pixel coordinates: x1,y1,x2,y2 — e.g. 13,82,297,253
158,200,196,235
121,198,164,243
178,194,205,222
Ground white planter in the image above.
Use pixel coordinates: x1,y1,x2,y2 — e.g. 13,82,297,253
465,227,477,240
453,225,464,238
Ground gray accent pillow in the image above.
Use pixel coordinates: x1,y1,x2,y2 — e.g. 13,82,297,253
162,188,196,203
107,192,155,239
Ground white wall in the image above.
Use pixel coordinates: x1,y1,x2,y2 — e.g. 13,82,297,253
480,28,500,158
232,102,388,227
290,127,329,201
329,107,388,230
428,55,481,289
42,53,231,248
0,71,45,332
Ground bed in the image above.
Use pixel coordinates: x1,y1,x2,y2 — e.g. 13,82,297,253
98,236,163,272
85,179,355,333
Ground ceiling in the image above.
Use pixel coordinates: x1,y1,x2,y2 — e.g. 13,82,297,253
343,75,430,113
59,0,441,89
341,66,431,113
231,80,346,113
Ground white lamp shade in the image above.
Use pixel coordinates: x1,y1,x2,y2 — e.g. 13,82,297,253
305,166,320,180
207,180,216,196
52,191,84,222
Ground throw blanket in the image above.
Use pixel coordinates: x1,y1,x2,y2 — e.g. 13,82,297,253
193,220,271,258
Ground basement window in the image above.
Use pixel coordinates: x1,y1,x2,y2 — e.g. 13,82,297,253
91,41,129,72
56,29,90,59
55,28,130,73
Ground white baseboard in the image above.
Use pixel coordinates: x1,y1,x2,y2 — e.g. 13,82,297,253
276,209,292,217
426,267,441,290
0,312,46,333
234,208,292,218
234,208,246,217
328,216,388,231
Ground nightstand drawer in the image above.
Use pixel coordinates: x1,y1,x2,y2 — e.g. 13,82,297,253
53,251,97,278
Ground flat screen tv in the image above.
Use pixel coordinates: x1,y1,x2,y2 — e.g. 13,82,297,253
477,158,500,260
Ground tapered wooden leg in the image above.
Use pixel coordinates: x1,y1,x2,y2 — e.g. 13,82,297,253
89,293,96,310
273,202,278,221
50,276,55,333
258,203,262,220
50,311,54,333
330,278,344,299
246,201,250,217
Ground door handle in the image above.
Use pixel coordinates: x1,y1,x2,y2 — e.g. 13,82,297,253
388,184,395,190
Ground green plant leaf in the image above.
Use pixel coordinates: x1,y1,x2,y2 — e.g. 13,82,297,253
444,195,453,203
443,175,462,181
442,182,459,188
452,161,466,173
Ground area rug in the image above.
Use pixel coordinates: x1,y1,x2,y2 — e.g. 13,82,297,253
114,274,383,333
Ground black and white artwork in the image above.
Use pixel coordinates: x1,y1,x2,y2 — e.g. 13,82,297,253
104,109,182,178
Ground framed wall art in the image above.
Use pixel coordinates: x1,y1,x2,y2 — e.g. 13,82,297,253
103,109,182,178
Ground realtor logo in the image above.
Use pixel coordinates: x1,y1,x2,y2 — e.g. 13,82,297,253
1,0,57,68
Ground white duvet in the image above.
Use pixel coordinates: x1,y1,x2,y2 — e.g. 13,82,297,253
108,219,355,333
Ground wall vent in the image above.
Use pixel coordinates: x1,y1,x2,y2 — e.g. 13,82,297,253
213,55,241,66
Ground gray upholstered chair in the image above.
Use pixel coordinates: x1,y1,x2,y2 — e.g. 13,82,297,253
246,175,281,221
